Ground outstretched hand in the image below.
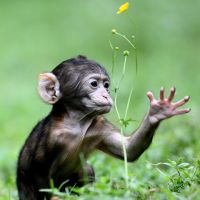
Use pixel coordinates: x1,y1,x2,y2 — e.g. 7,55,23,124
147,87,190,124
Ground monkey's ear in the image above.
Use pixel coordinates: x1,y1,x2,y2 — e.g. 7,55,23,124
38,73,61,104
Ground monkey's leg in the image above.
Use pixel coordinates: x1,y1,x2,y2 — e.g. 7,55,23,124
76,163,95,186
17,174,50,200
58,163,95,191
17,181,37,200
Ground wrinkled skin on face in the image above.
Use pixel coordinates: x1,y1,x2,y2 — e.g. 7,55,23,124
81,73,113,114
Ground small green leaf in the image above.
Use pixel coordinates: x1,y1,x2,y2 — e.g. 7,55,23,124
177,163,190,169
119,118,133,128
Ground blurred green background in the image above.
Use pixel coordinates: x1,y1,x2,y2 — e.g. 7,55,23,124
0,0,200,199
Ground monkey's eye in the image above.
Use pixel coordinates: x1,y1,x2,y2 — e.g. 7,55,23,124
104,82,109,89
90,80,98,88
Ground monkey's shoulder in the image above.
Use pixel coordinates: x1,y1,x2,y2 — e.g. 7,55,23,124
20,116,51,149
87,115,117,136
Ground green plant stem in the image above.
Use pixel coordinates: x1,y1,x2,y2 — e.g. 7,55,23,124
114,55,129,188
114,92,129,188
110,30,135,189
114,91,121,120
109,40,115,75
109,40,118,87
116,32,136,49
134,37,138,73
124,87,133,120
120,126,129,188
116,55,127,91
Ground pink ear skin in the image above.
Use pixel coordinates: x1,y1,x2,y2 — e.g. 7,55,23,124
38,73,61,104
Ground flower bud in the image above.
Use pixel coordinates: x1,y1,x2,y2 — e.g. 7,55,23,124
111,29,117,34
123,50,130,56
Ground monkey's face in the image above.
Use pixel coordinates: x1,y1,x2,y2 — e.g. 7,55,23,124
38,56,113,115
81,73,113,114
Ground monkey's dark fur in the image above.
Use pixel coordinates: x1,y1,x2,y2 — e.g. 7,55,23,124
17,55,190,200
52,56,109,101
17,56,109,200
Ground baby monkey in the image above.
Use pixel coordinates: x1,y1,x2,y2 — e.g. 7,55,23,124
17,55,190,200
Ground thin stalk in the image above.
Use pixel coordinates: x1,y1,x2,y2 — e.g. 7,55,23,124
109,40,118,88
114,91,121,120
114,55,128,119
114,55,129,188
114,92,129,188
133,36,138,74
109,40,115,75
114,30,138,73
116,32,136,49
122,54,127,74
116,55,127,90
120,126,129,188
135,47,138,73
127,5,139,73
124,87,133,120
110,31,135,188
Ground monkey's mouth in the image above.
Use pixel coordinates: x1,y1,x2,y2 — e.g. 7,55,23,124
95,98,113,107
95,103,112,113
96,102,113,107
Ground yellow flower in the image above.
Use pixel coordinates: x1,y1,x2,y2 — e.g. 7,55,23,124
117,2,129,14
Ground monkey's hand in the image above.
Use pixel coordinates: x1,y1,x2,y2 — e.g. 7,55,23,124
147,87,190,124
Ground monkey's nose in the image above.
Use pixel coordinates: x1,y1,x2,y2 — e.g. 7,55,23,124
103,95,111,102
102,95,113,106
103,95,108,99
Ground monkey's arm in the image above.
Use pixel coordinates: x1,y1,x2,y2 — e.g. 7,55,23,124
97,87,190,162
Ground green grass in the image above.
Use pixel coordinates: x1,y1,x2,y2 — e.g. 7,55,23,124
0,0,200,199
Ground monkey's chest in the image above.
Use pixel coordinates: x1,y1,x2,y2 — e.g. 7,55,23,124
49,129,99,176
52,128,97,150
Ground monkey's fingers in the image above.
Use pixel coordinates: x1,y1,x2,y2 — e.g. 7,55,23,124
147,91,155,102
160,87,165,101
174,108,191,115
173,96,190,109
168,87,176,102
